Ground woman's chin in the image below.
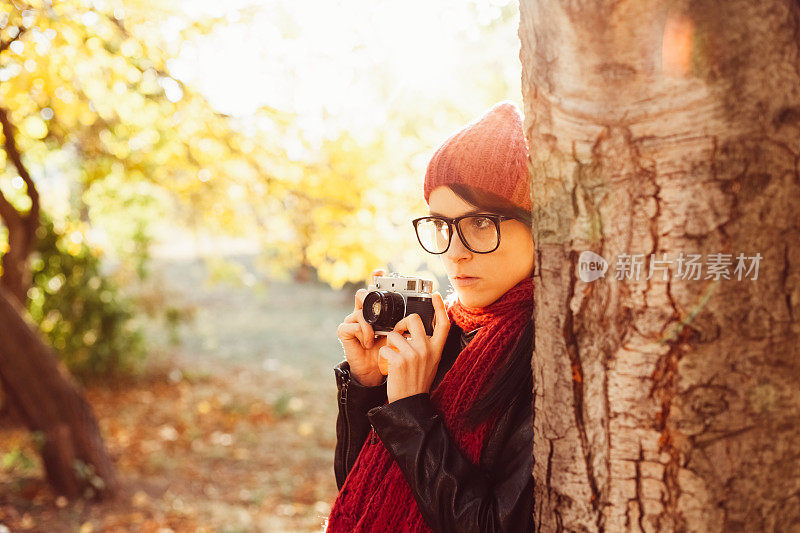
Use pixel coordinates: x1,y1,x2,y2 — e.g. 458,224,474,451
457,293,485,309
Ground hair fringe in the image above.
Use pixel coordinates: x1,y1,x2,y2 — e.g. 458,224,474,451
448,183,532,227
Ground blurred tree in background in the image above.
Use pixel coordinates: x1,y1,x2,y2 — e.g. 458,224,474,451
3,0,524,294
0,0,523,499
0,0,286,498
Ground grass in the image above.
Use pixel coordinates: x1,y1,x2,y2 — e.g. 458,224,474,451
148,253,354,383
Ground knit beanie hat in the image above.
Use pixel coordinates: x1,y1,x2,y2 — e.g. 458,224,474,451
423,100,531,212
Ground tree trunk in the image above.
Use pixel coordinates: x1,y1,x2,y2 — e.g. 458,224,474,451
0,104,41,428
0,286,119,499
0,105,118,500
519,0,800,530
0,105,38,306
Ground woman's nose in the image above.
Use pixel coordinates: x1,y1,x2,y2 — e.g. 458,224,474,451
445,231,471,260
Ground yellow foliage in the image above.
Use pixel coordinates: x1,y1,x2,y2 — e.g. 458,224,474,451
0,0,513,290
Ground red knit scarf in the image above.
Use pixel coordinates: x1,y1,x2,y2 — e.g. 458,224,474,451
325,276,534,532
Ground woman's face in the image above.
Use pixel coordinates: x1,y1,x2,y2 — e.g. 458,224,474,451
428,186,535,308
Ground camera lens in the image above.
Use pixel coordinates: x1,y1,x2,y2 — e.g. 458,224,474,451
363,291,405,330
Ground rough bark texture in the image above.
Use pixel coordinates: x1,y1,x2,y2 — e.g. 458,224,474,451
0,286,119,499
519,1,800,531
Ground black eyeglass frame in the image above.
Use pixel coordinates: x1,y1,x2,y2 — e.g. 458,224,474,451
411,213,516,254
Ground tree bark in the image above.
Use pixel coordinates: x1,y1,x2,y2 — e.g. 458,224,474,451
0,286,119,499
519,0,800,530
0,106,118,500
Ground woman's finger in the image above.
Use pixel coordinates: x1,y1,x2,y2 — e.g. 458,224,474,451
338,322,365,346
386,331,414,357
354,288,368,310
354,308,374,348
378,343,402,370
371,268,387,283
344,309,371,347
430,292,450,349
392,313,428,350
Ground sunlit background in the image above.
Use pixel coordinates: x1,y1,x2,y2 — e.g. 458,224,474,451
168,0,521,276
0,0,523,529
3,0,523,285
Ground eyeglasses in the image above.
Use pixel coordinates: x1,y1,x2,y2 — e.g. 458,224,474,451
411,213,516,254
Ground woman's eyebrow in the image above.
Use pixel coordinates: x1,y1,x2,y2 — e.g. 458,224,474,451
428,208,483,217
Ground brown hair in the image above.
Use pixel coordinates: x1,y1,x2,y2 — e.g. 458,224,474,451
448,183,532,229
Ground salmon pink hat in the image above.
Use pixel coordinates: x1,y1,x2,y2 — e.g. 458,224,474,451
423,100,531,212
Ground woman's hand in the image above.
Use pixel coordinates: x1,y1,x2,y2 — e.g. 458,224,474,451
336,268,389,387
380,292,450,403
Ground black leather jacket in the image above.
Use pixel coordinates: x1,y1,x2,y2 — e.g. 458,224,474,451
333,323,535,532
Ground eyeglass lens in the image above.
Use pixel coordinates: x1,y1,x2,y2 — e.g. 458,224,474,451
416,216,499,253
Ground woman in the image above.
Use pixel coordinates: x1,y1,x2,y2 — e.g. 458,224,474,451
326,101,535,532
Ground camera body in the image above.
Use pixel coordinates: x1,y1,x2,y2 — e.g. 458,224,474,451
363,273,435,336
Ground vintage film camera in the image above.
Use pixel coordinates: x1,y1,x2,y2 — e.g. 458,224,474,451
363,273,436,336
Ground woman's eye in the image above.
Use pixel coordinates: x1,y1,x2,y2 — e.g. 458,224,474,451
471,217,492,229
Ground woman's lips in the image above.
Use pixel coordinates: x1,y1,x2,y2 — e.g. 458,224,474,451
452,276,479,287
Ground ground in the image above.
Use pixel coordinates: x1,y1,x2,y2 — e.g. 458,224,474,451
0,254,356,532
